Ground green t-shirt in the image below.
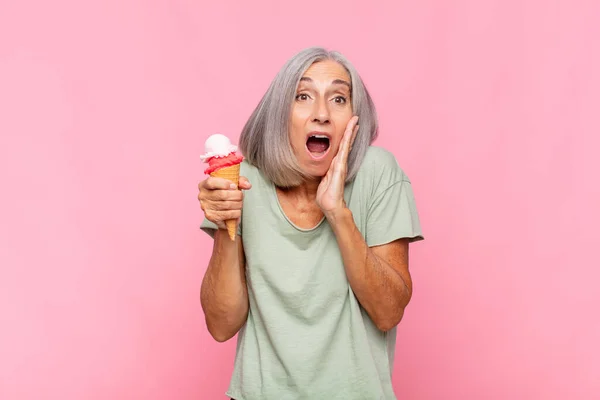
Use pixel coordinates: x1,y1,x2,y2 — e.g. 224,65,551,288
201,146,424,399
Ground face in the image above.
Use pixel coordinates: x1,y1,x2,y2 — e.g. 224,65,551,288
289,60,354,179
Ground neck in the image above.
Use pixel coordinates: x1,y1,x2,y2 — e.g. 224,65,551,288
278,177,321,202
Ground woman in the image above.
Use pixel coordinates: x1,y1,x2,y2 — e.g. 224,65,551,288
198,47,424,399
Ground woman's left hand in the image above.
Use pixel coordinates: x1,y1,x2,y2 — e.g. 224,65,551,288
316,116,359,219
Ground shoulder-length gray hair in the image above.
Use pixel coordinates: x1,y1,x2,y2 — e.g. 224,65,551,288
239,47,379,188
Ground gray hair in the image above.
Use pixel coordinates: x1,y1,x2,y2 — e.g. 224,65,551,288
239,47,379,188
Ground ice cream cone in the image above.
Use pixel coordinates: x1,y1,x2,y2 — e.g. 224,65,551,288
210,163,241,240
201,133,244,241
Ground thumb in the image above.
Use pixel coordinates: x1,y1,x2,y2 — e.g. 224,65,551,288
238,176,252,190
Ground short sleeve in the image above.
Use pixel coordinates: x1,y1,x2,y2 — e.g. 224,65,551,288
366,178,424,247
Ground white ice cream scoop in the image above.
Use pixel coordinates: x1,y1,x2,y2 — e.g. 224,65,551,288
200,133,238,162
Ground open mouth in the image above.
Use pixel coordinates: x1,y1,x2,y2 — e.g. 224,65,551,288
306,134,330,159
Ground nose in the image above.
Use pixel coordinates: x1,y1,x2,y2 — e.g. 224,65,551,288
311,98,330,124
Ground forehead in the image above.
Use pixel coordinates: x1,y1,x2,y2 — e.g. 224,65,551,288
301,60,350,83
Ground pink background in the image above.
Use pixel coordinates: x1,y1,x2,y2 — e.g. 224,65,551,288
1,1,599,399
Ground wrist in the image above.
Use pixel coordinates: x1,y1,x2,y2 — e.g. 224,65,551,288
324,206,353,229
214,227,238,244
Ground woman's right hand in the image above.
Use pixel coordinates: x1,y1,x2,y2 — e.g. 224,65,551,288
198,176,252,230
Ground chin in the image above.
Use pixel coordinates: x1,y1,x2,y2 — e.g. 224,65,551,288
300,162,331,180
310,170,328,179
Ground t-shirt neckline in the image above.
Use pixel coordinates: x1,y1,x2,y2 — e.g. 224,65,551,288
269,181,326,233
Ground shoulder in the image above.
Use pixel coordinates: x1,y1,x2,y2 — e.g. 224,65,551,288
355,146,408,188
239,160,270,199
361,146,403,169
240,159,259,180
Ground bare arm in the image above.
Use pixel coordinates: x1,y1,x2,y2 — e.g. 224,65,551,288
328,209,412,331
198,176,251,342
316,116,413,331
200,230,248,342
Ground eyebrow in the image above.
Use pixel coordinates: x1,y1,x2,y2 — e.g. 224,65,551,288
300,77,351,90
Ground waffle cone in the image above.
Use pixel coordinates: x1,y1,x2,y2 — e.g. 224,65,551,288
210,163,241,240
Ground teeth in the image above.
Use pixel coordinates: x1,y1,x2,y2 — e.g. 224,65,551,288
311,135,329,139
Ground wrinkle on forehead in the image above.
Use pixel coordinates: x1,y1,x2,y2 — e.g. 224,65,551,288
302,60,351,88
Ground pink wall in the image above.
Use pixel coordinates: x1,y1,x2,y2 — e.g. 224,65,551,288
1,1,598,399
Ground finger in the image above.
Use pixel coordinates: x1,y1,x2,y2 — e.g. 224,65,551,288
204,188,244,202
208,200,244,211
326,156,336,177
349,124,359,152
204,209,242,225
204,177,234,190
218,210,242,221
344,116,359,144
332,154,343,173
331,154,347,182
339,116,359,164
238,176,252,190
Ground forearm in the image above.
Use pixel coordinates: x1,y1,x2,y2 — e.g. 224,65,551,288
328,208,411,331
200,229,249,342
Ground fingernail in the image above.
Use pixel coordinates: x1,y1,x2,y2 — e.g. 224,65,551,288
230,184,237,190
